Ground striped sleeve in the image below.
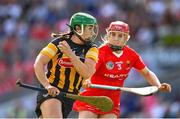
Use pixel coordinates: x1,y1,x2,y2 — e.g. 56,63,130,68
85,47,99,62
40,43,58,59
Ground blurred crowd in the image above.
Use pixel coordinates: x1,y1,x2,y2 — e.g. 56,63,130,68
120,93,180,118
0,0,180,118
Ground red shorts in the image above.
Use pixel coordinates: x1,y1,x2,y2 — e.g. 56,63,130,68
73,88,121,117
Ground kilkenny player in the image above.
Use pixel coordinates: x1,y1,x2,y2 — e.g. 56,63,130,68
34,12,99,118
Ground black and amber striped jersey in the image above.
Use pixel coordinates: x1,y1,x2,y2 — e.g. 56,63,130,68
40,37,98,94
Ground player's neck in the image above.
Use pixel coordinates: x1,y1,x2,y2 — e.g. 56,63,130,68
113,51,123,57
114,50,123,54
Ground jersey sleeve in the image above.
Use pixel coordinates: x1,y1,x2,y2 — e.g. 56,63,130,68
40,42,58,59
85,47,99,62
133,54,146,70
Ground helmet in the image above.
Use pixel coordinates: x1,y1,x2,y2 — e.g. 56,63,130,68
70,12,97,28
106,21,130,51
69,12,98,44
107,21,129,34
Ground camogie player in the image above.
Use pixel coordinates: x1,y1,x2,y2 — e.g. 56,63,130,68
34,12,99,118
73,21,171,118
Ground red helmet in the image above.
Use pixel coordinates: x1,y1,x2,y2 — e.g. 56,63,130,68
107,21,129,34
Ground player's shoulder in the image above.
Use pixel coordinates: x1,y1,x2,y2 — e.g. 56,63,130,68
124,45,140,56
124,45,137,53
97,44,110,57
50,37,65,46
87,42,98,49
99,44,108,51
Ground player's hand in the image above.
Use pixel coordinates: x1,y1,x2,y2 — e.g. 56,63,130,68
159,83,171,92
45,85,60,97
82,79,91,88
58,41,74,58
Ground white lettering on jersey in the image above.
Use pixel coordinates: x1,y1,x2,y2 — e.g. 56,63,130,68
104,73,128,79
115,61,123,70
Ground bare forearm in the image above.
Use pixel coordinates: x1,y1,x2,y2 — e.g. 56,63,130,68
34,62,50,88
69,53,95,79
58,41,96,78
144,70,161,88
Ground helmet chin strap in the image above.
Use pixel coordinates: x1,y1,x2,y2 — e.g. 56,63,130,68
66,24,92,45
108,44,123,51
108,41,127,51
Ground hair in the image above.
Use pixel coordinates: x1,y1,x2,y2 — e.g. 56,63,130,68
99,35,108,48
51,31,74,40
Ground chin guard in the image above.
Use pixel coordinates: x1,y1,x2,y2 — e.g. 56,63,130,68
108,43,124,51
66,24,94,45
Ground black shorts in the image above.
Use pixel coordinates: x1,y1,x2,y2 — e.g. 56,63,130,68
35,86,75,118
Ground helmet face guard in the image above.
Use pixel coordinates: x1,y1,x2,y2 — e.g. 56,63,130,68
69,12,98,44
106,21,130,51
107,31,130,42
84,24,98,43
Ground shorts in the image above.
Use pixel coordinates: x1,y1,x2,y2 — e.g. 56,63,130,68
35,86,74,118
73,100,120,117
73,89,120,117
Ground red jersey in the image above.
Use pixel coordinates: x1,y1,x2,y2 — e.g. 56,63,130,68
91,44,145,86
73,44,146,116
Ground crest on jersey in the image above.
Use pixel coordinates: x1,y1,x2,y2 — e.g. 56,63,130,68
125,60,131,70
106,61,114,70
126,60,130,67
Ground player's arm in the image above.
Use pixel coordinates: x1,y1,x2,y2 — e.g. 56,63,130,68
58,41,98,79
138,67,171,92
34,54,51,89
69,48,98,79
34,43,60,96
138,67,161,87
